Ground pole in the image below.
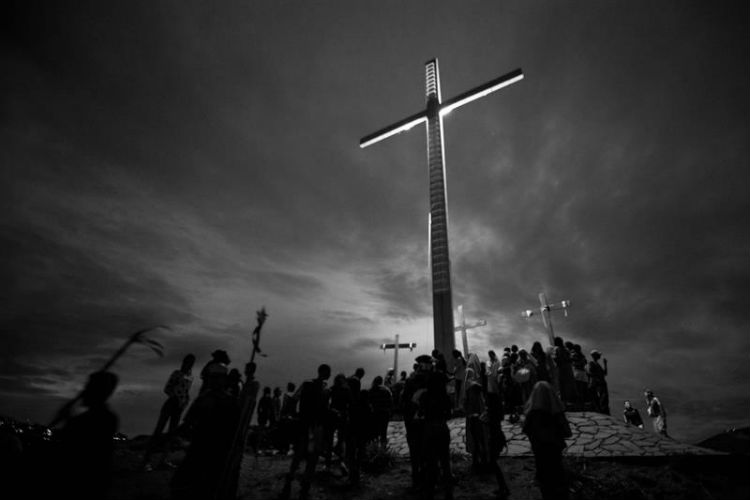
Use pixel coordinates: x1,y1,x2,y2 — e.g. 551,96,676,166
394,334,399,375
539,293,556,346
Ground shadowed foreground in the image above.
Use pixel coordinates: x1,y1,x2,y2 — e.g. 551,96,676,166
107,439,749,500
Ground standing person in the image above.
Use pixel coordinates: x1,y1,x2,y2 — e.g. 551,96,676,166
431,349,448,375
199,350,230,396
530,342,552,383
451,349,467,411
281,383,298,419
500,353,521,421
391,371,407,416
345,367,367,485
326,374,351,471
272,387,283,426
522,381,572,500
256,387,273,428
623,401,644,428
369,376,393,447
142,354,195,470
514,350,537,405
55,371,120,500
587,350,610,415
402,357,431,490
486,351,503,423
226,368,242,399
418,360,454,500
644,390,669,437
552,337,577,405
384,368,396,389
280,364,331,500
278,382,298,455
463,364,489,471
570,344,589,409
171,368,240,500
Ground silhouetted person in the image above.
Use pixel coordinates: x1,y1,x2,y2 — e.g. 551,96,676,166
486,350,503,421
570,344,589,408
450,349,467,411
226,368,242,399
171,369,240,500
587,350,609,414
552,337,577,404
257,386,273,428
418,361,454,500
522,381,572,500
402,356,431,489
369,375,393,447
325,373,351,471
431,349,448,374
345,367,367,485
57,371,119,500
142,354,195,470
199,350,230,395
623,400,644,428
281,364,331,500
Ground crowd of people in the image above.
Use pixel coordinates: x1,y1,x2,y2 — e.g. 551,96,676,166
20,334,671,500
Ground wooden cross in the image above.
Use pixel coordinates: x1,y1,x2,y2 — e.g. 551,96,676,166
380,333,416,376
454,304,486,357
522,292,571,346
361,59,523,368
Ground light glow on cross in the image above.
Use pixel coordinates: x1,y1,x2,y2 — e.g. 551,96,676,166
360,114,427,148
439,70,524,117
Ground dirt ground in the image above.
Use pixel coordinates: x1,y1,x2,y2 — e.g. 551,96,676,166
110,440,750,500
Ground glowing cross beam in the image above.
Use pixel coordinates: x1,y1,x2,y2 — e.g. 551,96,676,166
360,68,523,148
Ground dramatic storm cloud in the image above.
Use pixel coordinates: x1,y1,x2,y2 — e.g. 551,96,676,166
1,1,747,442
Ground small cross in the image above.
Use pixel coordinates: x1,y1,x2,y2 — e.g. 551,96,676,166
522,292,571,346
380,333,416,376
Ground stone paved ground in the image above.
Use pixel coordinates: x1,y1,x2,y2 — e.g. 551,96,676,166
385,411,721,458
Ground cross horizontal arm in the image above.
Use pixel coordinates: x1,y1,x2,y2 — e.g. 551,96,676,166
454,320,487,332
439,68,524,117
360,110,427,148
381,343,417,349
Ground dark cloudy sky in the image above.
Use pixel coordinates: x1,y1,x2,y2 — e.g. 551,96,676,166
2,1,748,443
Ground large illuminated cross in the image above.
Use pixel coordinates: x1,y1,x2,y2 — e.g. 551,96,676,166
360,59,523,368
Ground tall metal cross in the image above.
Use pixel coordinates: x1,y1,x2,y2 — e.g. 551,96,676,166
522,292,571,346
380,333,416,376
454,304,486,357
361,59,523,368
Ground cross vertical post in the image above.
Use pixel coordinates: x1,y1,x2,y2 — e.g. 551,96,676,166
454,304,487,357
360,59,523,371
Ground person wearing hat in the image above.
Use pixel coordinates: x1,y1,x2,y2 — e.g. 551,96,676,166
586,349,609,414
644,389,669,437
